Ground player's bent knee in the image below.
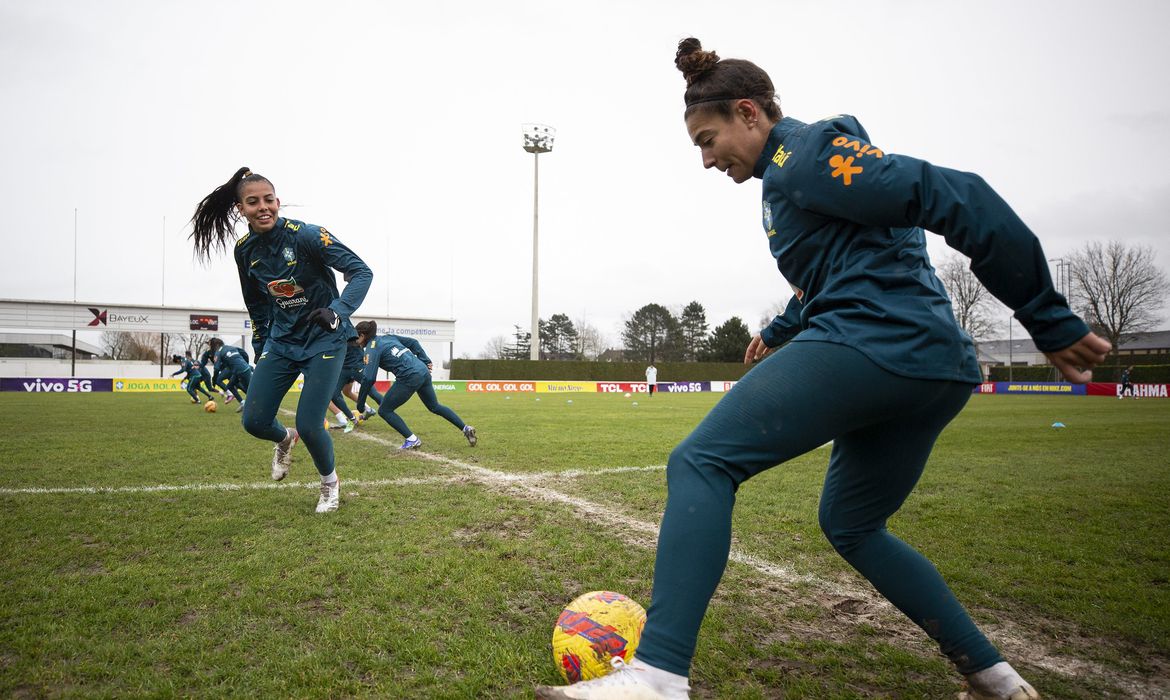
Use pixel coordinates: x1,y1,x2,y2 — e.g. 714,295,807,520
241,414,269,438
818,513,870,557
666,438,710,488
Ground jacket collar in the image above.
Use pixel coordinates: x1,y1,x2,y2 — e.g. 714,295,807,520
753,117,802,179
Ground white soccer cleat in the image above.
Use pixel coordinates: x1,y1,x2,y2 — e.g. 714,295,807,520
271,428,298,481
959,662,1040,700
535,658,690,700
463,425,477,447
958,686,1040,700
315,479,340,513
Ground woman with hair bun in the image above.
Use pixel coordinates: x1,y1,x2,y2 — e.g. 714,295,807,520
190,167,372,513
536,38,1110,700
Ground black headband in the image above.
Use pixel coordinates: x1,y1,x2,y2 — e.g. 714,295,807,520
684,94,741,108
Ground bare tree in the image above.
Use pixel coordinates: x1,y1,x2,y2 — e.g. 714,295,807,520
100,331,132,360
479,335,508,360
573,317,607,360
101,331,163,362
758,300,788,331
936,253,999,343
182,333,214,358
1068,241,1170,351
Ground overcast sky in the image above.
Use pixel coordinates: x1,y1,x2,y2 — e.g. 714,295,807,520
2,0,1168,360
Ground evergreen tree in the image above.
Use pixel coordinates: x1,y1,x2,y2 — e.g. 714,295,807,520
701,316,752,362
540,314,580,360
679,301,710,362
504,324,531,360
622,304,683,363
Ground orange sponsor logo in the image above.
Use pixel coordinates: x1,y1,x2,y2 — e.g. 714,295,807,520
831,135,884,159
829,155,863,186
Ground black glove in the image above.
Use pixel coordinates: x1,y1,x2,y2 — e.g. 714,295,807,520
308,307,340,332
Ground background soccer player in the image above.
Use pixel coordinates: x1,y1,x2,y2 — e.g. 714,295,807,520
171,351,214,404
190,167,372,514
210,338,252,413
356,332,476,450
193,344,226,401
326,325,383,433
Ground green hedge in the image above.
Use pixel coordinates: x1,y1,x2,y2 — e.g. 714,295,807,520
450,359,753,381
988,364,1170,382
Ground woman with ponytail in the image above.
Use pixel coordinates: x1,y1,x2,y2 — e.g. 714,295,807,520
536,39,1110,700
190,168,372,513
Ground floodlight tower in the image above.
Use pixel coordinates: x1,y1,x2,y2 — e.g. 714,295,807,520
522,123,555,361
1048,257,1069,300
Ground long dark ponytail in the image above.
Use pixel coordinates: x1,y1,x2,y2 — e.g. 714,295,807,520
189,167,274,261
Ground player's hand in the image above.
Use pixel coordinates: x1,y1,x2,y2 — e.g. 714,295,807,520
308,307,340,332
1044,331,1111,383
744,334,774,364
427,362,434,372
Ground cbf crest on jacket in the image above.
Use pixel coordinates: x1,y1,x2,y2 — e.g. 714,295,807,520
234,217,372,360
754,115,1088,383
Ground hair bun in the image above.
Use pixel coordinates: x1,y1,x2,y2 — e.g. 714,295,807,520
675,37,720,86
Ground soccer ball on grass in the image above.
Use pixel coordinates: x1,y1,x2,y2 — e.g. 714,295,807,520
203,400,217,413
551,590,646,683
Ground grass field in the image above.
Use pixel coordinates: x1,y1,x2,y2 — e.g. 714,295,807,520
1,390,1168,698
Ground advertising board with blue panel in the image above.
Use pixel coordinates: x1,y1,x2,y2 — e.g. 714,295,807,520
2,378,1164,398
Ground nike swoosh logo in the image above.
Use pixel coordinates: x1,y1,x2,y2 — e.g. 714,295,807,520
323,354,335,359
251,259,260,267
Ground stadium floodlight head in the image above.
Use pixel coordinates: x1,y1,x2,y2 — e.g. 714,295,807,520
522,124,556,154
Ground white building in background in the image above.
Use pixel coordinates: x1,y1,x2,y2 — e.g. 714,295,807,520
0,333,102,360
0,298,458,379
976,338,1046,367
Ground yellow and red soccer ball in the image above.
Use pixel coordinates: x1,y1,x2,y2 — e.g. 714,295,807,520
551,591,646,683
203,400,217,413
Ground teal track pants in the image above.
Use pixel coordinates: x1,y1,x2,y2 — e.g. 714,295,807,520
186,376,211,401
634,341,1000,677
191,374,216,397
377,374,465,439
225,368,251,403
332,368,381,421
241,346,344,477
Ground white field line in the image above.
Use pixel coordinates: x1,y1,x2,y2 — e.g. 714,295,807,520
0,476,467,496
0,466,671,497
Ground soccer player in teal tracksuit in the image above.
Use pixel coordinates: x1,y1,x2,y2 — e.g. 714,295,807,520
171,352,214,404
194,346,223,400
190,167,372,513
210,338,252,411
537,39,1111,700
329,336,381,430
356,333,476,450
